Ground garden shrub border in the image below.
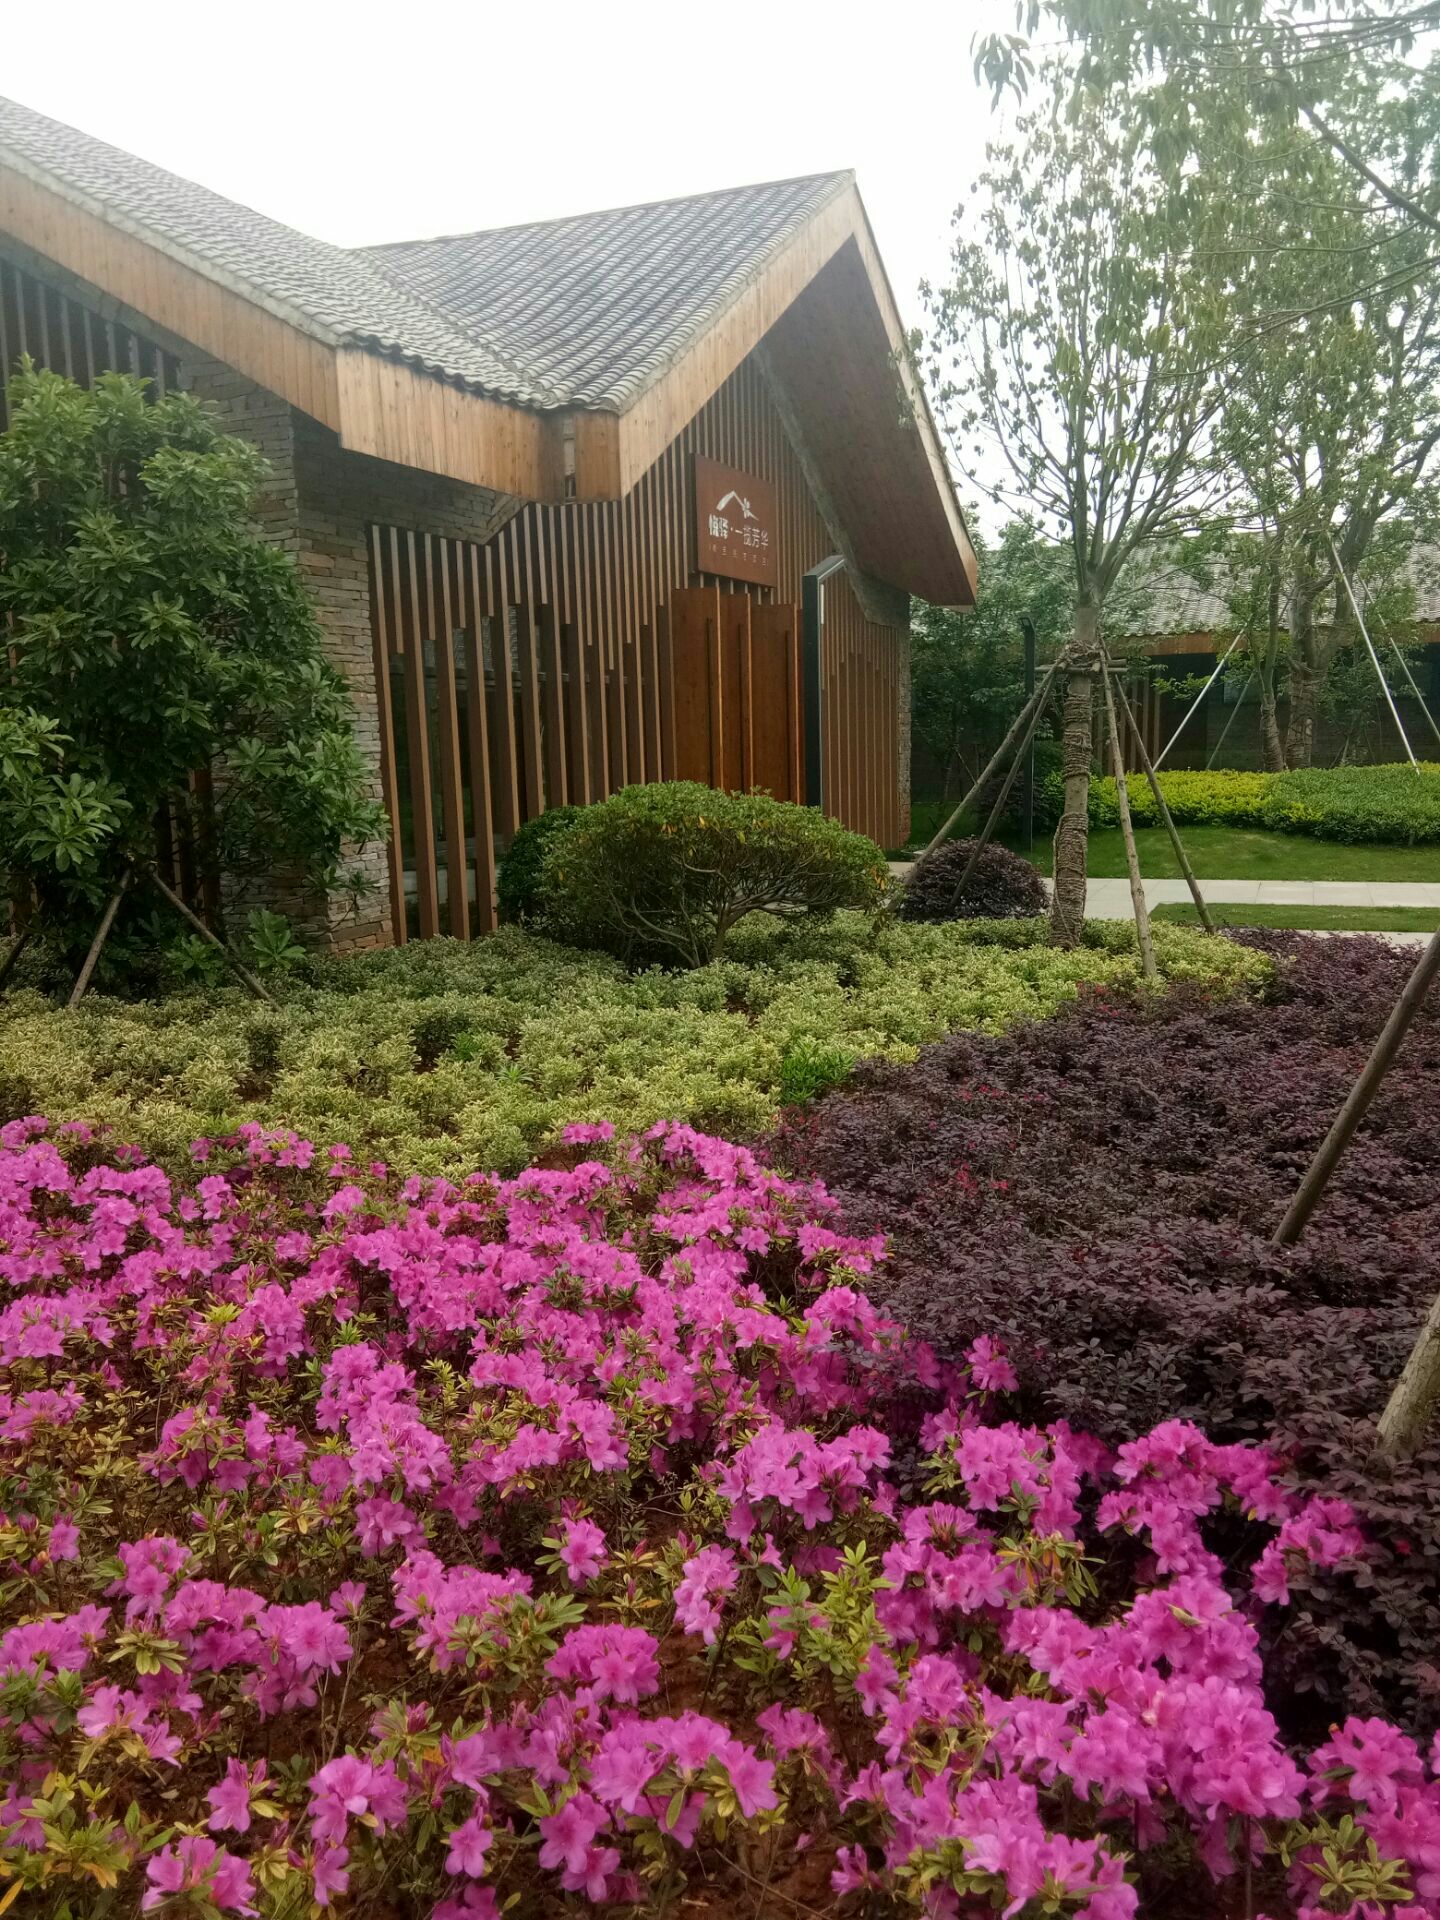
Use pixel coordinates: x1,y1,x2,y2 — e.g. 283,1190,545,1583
0,915,1267,1179
776,930,1440,1738
1028,761,1440,844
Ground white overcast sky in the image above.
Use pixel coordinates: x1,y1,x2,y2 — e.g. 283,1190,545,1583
4,0,1007,349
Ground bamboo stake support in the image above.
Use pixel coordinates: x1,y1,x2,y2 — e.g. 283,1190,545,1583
1205,671,1254,770
923,655,1063,856
1155,627,1246,770
1329,534,1420,772
1100,658,1156,982
1274,925,1440,1249
944,670,1056,909
1385,631,1440,752
1382,1290,1440,1451
145,868,278,1007
68,870,132,1007
1111,673,1216,933
1377,1283,1440,1459
0,923,34,993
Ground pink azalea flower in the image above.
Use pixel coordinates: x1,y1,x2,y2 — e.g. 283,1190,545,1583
142,1837,256,1915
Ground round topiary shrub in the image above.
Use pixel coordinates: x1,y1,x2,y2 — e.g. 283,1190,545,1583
536,781,889,968
899,837,1048,922
496,805,584,924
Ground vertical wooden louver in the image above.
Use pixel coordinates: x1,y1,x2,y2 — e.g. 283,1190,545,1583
367,355,911,939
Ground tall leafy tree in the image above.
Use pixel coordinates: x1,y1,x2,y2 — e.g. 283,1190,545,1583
922,61,1231,941
1187,128,1440,764
0,366,385,957
976,0,1440,270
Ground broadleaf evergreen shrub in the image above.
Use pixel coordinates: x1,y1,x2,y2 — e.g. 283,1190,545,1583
537,782,890,966
0,366,385,956
495,804,583,924
776,932,1440,1735
899,838,1048,921
0,916,1266,1178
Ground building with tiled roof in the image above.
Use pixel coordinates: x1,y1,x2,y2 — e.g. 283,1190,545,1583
0,97,976,946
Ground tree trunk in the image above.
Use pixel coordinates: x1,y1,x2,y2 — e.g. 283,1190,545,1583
1257,570,1286,772
1050,607,1096,948
1259,690,1286,772
1285,671,1319,768
1284,574,1332,770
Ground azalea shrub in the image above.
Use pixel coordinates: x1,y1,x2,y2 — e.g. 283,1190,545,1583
1,1117,1438,1919
776,932,1440,1737
0,913,1267,1177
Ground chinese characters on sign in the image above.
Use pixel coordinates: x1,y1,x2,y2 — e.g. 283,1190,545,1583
694,454,778,588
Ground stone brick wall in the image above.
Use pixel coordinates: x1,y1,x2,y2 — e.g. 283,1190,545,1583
180,359,519,952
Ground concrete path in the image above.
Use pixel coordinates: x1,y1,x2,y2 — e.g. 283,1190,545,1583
1081,878,1440,913
886,864,1437,948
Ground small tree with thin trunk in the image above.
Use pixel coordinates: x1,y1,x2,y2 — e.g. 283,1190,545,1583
923,62,1229,942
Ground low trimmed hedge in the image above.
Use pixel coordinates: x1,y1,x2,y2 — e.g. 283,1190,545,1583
0,916,1267,1178
1031,761,1440,843
899,838,1048,921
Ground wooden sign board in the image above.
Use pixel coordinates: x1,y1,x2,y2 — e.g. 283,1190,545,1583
694,454,777,587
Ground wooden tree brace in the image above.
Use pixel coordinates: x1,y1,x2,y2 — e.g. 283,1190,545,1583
1109,669,1215,933
1274,926,1440,1250
945,672,1056,909
68,870,133,1008
0,923,35,993
145,868,279,1007
922,654,1065,857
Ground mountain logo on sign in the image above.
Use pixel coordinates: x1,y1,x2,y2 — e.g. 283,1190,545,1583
714,489,758,523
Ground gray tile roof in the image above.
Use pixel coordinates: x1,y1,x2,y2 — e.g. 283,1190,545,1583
362,172,853,410
0,95,561,405
1112,543,1440,639
0,96,851,414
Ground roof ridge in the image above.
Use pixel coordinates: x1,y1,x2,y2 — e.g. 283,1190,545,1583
356,168,854,257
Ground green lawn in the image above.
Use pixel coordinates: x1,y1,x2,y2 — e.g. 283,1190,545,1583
903,812,1440,883
1020,825,1440,881
1152,902,1440,933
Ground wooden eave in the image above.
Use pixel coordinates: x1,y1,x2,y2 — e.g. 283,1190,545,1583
597,178,977,607
0,157,975,605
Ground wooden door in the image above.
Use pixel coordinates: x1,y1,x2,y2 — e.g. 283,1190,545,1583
748,602,803,801
668,585,804,795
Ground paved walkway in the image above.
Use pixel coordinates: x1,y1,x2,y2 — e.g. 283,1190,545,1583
1082,878,1440,912
886,865,1438,948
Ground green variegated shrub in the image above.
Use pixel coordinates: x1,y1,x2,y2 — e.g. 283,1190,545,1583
0,917,1266,1177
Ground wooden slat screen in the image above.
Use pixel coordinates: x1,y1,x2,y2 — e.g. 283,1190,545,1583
0,255,183,426
493,355,907,847
369,351,911,936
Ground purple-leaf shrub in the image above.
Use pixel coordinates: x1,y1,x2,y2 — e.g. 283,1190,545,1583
0,1113,1435,1917
775,932,1440,1741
